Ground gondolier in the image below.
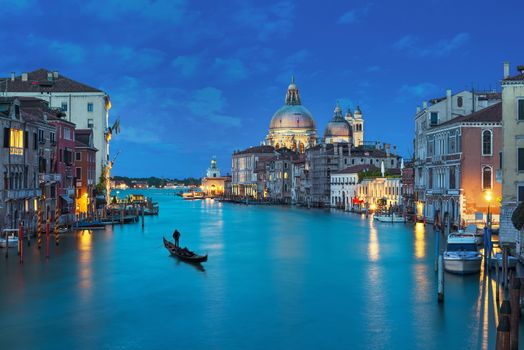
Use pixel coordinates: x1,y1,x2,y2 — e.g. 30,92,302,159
173,229,181,247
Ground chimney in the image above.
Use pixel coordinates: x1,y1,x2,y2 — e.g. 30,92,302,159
385,144,391,156
518,65,524,74
47,72,53,81
504,62,510,79
446,89,452,119
422,101,427,109
21,72,28,81
416,106,421,113
10,72,15,81
53,71,59,78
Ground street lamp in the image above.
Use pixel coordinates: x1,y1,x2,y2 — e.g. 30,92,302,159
484,189,492,228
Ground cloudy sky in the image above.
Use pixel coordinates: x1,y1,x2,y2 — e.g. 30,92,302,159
2,0,522,177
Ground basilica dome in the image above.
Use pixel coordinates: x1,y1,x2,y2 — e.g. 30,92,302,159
324,103,352,143
269,104,316,130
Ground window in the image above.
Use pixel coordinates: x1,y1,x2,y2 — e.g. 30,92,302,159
430,112,438,125
482,166,492,190
457,96,463,108
6,128,24,155
519,185,524,202
76,152,81,161
50,132,56,144
38,129,45,143
428,168,433,189
450,167,456,189
76,167,82,179
61,102,68,112
33,132,37,149
88,118,94,128
87,103,93,112
519,148,524,171
59,149,63,162
482,130,492,156
64,127,71,140
519,99,524,120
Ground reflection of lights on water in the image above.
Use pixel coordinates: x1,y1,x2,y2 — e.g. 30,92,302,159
368,224,379,262
414,223,425,259
78,231,93,297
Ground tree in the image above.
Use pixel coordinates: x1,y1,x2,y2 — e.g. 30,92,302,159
511,202,524,231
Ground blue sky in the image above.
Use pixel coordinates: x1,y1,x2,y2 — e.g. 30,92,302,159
2,0,523,178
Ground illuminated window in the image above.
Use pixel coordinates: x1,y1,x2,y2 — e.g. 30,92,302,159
482,166,492,190
8,128,24,155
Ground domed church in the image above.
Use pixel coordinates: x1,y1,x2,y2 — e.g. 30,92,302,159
266,77,318,153
323,102,353,144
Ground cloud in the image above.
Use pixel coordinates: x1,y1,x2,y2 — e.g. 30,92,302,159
117,125,161,144
26,35,86,64
84,0,186,22
397,82,439,101
233,1,294,40
99,45,165,70
213,58,248,81
171,55,201,77
187,87,241,127
277,49,311,83
338,5,371,24
393,32,470,57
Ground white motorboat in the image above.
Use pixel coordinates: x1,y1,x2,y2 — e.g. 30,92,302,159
374,213,405,223
443,233,482,274
0,229,19,248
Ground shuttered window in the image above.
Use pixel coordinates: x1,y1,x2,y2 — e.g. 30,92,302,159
519,148,524,171
3,128,9,148
519,99,524,120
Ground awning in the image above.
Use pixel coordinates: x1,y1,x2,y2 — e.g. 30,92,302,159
60,195,73,204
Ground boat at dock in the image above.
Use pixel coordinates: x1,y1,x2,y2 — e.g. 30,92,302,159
374,213,405,223
443,233,482,274
182,191,204,200
163,237,208,263
0,229,19,248
75,220,106,230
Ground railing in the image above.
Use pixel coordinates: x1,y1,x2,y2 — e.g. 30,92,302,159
6,189,42,199
39,173,62,183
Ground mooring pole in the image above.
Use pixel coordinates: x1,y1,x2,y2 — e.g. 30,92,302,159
438,255,444,303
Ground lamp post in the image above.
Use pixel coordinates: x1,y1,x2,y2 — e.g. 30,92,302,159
485,190,492,229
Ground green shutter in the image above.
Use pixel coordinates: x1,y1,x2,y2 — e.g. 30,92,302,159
519,100,524,120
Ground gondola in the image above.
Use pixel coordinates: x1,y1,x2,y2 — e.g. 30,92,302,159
163,237,208,263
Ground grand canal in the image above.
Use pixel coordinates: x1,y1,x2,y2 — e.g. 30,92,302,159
1,189,522,349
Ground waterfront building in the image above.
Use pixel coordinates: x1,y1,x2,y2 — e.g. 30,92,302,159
266,148,298,204
323,103,353,144
231,145,276,199
500,63,524,247
330,164,376,210
266,77,317,152
414,88,501,224
401,161,415,218
2,69,111,182
291,158,308,205
75,129,97,216
201,158,230,197
356,170,402,210
346,106,364,146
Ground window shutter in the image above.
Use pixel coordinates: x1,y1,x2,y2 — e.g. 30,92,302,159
519,100,524,120
24,131,28,148
519,148,524,172
33,132,37,150
3,128,9,148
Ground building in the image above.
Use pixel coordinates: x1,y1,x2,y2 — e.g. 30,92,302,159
356,170,402,211
201,158,230,197
2,69,111,182
266,148,298,204
266,77,317,152
414,89,502,224
330,164,376,210
401,161,415,218
500,63,524,246
75,129,97,216
346,106,364,146
231,145,276,199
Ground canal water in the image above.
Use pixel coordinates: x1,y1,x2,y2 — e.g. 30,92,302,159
0,189,522,350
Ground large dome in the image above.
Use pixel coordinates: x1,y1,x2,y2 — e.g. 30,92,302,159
269,105,316,130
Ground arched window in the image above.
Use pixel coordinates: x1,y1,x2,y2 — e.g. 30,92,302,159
457,96,463,107
482,130,492,156
482,166,492,190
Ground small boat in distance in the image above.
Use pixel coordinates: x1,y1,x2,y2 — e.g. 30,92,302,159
182,191,205,200
374,213,405,223
0,229,19,248
163,237,208,263
443,233,482,274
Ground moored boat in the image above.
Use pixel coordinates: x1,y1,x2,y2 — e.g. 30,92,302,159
443,233,482,274
374,213,405,223
0,229,19,248
163,237,208,263
75,220,106,230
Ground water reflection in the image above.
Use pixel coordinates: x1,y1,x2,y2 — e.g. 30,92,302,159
368,222,379,262
414,223,426,259
77,230,93,300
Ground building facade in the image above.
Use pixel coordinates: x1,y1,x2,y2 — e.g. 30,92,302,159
330,165,375,210
231,145,276,199
75,129,97,216
201,158,230,197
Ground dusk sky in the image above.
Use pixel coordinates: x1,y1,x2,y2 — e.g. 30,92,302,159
2,0,523,178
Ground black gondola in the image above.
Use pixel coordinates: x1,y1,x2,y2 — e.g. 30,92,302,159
163,237,208,263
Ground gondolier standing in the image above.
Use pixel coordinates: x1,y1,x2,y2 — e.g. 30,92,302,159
173,230,181,248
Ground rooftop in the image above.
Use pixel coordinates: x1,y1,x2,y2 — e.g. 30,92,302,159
437,102,501,127
234,145,275,155
2,69,103,93
334,164,379,175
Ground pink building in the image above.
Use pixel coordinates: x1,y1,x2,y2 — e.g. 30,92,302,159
422,102,502,225
48,114,77,220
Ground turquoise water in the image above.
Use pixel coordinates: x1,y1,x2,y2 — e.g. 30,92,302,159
0,189,521,349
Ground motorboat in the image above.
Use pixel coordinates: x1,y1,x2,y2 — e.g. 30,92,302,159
374,213,405,223
182,191,205,200
443,233,482,274
0,229,19,248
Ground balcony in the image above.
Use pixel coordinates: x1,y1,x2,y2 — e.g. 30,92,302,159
6,189,41,200
39,173,62,183
65,188,75,196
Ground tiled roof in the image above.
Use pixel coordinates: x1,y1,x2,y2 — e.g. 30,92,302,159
504,73,524,82
234,145,275,155
351,147,397,158
334,164,379,174
3,69,103,93
437,102,501,127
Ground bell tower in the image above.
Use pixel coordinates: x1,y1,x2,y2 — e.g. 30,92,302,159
352,106,364,147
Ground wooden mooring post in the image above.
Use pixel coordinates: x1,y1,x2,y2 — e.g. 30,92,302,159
141,205,145,228
435,226,440,272
437,254,444,303
510,275,520,350
496,300,512,350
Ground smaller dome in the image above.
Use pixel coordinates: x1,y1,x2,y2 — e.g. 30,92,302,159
324,103,352,139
